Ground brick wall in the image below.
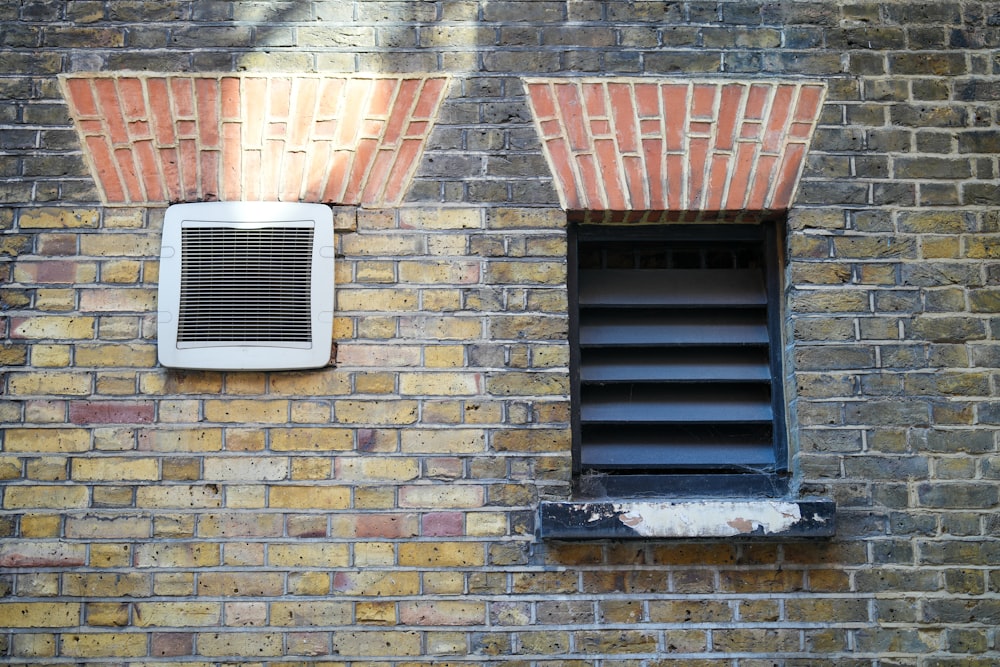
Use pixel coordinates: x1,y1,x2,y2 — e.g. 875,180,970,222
2,1,1000,664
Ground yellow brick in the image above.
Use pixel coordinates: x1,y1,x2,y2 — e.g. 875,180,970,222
400,600,486,625
422,572,465,594
398,208,481,230
422,400,463,424
398,542,485,567
462,400,504,424
134,602,221,627
86,602,129,627
11,633,56,658
425,345,465,368
223,371,267,394
467,512,508,537
204,400,288,423
153,572,195,596
72,457,158,481
399,316,482,340
920,236,959,258
400,429,485,454
487,260,566,284
336,457,419,482
399,485,483,509
60,632,149,658
203,456,288,481
270,370,351,396
32,344,71,367
269,543,350,567
101,259,142,283
333,630,422,656
7,371,91,396
291,458,332,480
63,573,151,598
357,315,397,338
20,514,62,538
0,602,81,628
223,541,265,566
399,260,480,284
157,399,201,422
25,456,66,481
78,287,157,312
290,401,331,424
94,427,137,451
399,372,481,396
225,484,267,508
198,632,284,657
334,400,419,425
270,485,351,509
4,485,88,509
355,260,396,282
270,427,353,451
492,427,571,452
354,487,395,509
488,207,566,230
354,542,396,566
288,571,331,595
5,428,90,452
136,485,222,509
139,370,223,394
354,371,396,394
35,288,76,311
135,542,219,568
79,233,158,256
66,514,150,539
103,208,145,229
198,573,284,597
336,288,420,311
90,543,133,568
333,571,420,596
137,428,223,452
270,601,352,626
427,233,468,255
19,207,99,229
75,343,157,367
16,572,59,596
224,600,267,626
95,371,138,395
356,601,396,624
341,232,424,255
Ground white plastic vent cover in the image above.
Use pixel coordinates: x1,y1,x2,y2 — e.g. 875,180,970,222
157,202,335,370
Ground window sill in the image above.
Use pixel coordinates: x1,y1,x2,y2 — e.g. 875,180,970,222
539,498,835,540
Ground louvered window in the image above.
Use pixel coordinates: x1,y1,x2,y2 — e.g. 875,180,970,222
570,223,788,497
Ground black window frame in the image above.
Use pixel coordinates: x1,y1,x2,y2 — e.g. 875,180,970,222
568,220,790,498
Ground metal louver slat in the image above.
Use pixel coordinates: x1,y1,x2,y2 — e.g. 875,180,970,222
579,269,766,307
580,309,769,346
581,347,771,383
580,384,773,423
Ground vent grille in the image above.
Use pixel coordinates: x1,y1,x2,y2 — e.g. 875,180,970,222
177,225,315,345
574,228,780,474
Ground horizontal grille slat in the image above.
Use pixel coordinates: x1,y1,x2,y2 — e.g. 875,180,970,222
580,269,766,307
581,347,771,383
581,424,776,468
177,226,315,344
581,383,773,423
580,308,769,346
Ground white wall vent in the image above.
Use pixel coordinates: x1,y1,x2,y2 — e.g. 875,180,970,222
157,202,335,370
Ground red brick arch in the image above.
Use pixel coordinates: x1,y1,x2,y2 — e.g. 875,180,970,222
524,78,826,217
60,73,450,207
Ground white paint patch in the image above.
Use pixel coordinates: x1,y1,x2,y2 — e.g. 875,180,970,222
612,500,805,538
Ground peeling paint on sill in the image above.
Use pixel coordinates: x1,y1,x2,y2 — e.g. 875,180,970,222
540,498,836,540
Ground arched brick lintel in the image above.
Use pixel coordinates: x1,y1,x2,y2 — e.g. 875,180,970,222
524,78,827,215
60,73,451,207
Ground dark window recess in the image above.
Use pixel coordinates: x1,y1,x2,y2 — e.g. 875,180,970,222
570,223,789,497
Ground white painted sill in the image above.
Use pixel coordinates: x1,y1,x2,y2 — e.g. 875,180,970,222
539,498,836,540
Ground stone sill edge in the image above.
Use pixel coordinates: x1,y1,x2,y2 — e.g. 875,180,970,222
539,498,836,540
